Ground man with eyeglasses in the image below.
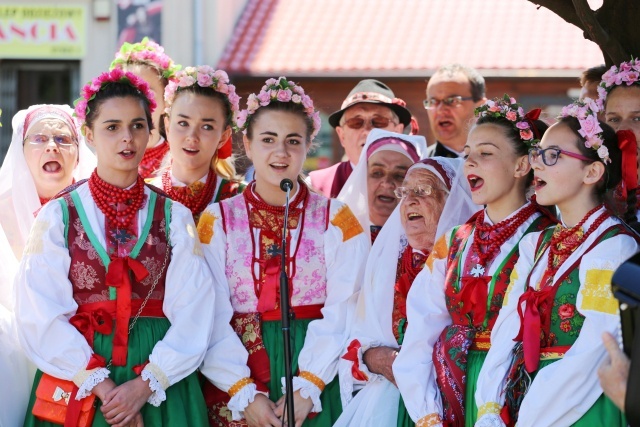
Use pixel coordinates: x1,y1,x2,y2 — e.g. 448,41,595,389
424,64,487,158
309,79,411,198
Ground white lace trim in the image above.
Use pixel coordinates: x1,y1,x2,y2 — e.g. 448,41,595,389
76,368,110,399
227,383,266,421
475,414,507,427
283,376,322,413
141,368,166,407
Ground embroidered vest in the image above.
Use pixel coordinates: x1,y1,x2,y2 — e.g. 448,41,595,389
220,191,329,313
61,187,171,305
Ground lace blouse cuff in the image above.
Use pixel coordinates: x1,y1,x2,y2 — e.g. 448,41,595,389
285,372,325,413
475,414,507,427
141,363,170,407
227,380,264,421
74,368,111,399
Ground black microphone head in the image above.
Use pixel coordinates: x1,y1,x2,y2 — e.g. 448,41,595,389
280,178,294,192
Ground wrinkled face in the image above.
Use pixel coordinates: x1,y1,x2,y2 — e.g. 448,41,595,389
367,150,413,226
165,92,230,181
336,103,404,164
84,96,150,181
605,85,640,178
464,123,527,207
23,118,79,198
399,168,448,252
243,110,310,200
128,64,165,148
530,122,593,208
426,72,482,152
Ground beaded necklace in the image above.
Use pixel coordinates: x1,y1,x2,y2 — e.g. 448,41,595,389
471,203,538,272
88,170,145,228
161,169,216,217
138,140,169,179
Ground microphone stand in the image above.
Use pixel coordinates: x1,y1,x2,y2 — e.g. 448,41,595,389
279,179,295,426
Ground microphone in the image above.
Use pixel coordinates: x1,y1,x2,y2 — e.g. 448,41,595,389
280,178,293,192
279,176,296,425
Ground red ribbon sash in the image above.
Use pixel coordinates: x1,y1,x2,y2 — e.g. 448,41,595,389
514,286,554,373
105,256,149,366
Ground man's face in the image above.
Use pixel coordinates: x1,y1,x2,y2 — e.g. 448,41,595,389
426,72,484,153
336,103,404,165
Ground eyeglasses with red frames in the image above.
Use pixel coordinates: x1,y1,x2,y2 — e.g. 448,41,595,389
343,116,397,130
528,146,592,166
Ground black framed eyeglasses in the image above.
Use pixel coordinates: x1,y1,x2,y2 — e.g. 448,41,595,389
528,147,592,166
423,96,474,110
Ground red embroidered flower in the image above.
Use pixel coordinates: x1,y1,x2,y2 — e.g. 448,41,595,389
560,320,572,332
558,303,575,320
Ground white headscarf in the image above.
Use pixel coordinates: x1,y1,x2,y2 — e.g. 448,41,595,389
355,157,479,346
0,104,96,260
337,129,428,243
336,157,480,420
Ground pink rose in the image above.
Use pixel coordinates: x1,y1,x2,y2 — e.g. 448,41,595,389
265,78,277,86
516,121,530,130
626,72,639,84
597,145,610,160
291,94,302,103
213,69,228,82
199,65,214,74
558,303,575,320
216,82,229,93
488,105,501,112
578,115,602,139
517,107,524,116
197,72,213,87
621,62,632,73
301,95,313,109
257,91,271,106
247,94,260,111
277,89,292,102
178,75,195,87
74,99,88,120
506,111,517,121
235,110,248,128
227,91,240,109
520,129,534,140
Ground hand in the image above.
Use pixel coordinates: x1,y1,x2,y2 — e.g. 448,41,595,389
244,394,280,427
274,390,314,427
598,332,630,411
363,346,398,386
92,378,117,402
101,376,153,427
122,412,144,427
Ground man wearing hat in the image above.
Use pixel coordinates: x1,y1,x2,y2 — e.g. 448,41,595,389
309,79,411,198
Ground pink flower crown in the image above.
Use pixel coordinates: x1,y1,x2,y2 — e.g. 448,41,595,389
164,66,241,120
236,76,322,139
73,68,157,123
597,58,640,109
110,37,181,79
475,94,541,147
559,99,610,164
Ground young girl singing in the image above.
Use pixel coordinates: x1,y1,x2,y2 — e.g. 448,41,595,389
197,77,369,427
474,99,638,427
394,95,553,427
148,66,243,221
16,69,215,426
111,37,180,179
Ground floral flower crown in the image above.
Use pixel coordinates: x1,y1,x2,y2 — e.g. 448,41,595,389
559,98,610,164
236,76,322,139
475,94,541,147
164,66,241,122
73,68,157,123
597,58,640,109
110,37,181,79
